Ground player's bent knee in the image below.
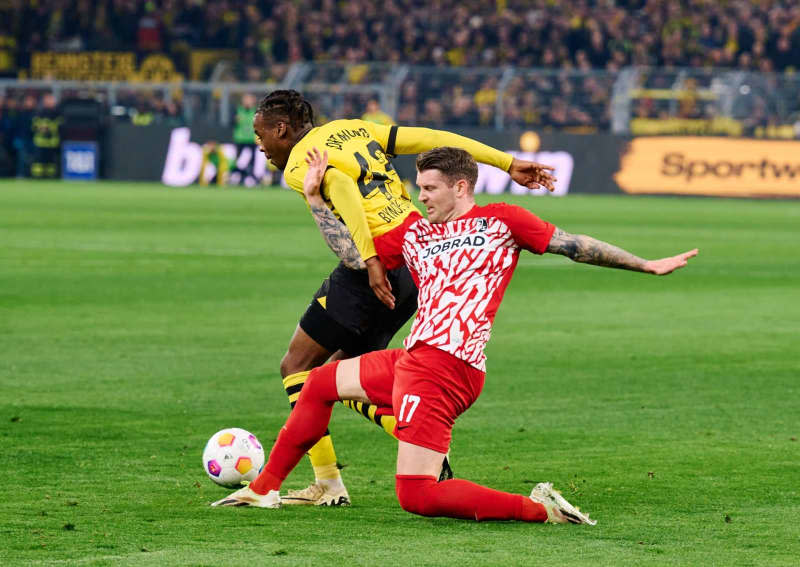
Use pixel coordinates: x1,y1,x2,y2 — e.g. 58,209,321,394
279,353,301,378
280,338,334,378
297,362,341,406
280,349,320,378
395,475,438,517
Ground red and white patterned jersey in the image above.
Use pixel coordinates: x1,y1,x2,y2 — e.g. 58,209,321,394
400,203,555,371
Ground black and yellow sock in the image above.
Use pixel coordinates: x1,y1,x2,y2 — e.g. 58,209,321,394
342,400,398,439
283,371,340,481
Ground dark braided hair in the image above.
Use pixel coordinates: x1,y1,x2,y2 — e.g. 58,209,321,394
256,90,315,129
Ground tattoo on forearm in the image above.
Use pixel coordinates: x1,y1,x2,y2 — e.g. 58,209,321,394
546,227,647,272
309,204,366,270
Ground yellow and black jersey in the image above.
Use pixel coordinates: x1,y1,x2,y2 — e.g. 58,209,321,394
283,119,514,261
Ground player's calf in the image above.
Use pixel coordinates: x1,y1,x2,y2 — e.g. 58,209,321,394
395,475,548,522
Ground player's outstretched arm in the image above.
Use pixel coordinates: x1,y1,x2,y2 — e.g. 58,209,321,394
391,126,556,191
546,227,698,275
303,148,365,270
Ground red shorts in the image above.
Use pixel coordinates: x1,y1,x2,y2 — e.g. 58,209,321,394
359,344,485,454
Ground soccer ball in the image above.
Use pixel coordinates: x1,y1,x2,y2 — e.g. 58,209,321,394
202,428,265,487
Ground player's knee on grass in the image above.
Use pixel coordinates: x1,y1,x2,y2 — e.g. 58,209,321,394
395,475,439,517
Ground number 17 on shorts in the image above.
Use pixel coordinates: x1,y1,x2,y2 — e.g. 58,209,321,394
398,394,421,424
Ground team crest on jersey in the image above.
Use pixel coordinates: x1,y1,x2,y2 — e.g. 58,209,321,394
476,218,488,232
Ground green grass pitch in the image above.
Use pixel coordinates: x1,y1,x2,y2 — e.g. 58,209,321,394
1,180,798,566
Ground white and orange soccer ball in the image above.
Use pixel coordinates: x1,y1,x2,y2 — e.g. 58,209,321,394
202,428,265,487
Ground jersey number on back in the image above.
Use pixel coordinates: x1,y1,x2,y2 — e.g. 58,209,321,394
354,141,396,200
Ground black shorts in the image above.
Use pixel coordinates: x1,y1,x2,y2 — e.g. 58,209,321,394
299,262,418,357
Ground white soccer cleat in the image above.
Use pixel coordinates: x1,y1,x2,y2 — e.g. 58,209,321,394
529,482,596,525
281,482,351,507
211,486,281,508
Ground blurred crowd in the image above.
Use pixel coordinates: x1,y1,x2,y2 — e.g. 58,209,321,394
392,68,614,131
0,92,60,177
2,0,800,158
0,88,187,177
3,0,800,74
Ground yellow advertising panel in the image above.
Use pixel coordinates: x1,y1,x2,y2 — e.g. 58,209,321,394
22,52,182,81
630,117,742,136
615,137,800,198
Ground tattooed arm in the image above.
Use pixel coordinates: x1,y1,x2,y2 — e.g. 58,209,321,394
302,147,396,308
307,202,366,270
546,227,698,275
302,147,365,270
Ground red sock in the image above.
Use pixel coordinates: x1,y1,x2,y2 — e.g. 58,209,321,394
395,475,547,522
250,362,340,495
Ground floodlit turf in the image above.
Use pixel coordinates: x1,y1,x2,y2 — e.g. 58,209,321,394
1,180,798,566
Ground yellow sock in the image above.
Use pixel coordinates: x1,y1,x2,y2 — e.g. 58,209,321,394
342,400,398,439
307,436,341,480
282,371,310,408
283,371,341,481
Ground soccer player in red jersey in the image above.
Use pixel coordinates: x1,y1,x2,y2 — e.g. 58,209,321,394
213,147,698,522
253,90,556,505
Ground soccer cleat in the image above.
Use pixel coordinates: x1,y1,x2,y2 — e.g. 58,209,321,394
210,486,281,508
281,482,351,507
438,453,454,482
529,482,596,525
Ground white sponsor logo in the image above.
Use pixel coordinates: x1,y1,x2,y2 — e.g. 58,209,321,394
161,129,574,195
65,150,95,174
421,234,487,260
161,127,274,187
475,150,573,196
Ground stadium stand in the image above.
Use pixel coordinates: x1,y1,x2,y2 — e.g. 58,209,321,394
3,1,799,73
2,1,800,177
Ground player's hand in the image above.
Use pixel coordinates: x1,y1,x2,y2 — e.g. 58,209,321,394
365,256,395,309
644,249,699,275
303,147,328,204
508,158,556,192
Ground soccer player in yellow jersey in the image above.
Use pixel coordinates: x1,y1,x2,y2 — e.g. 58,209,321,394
252,89,556,506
